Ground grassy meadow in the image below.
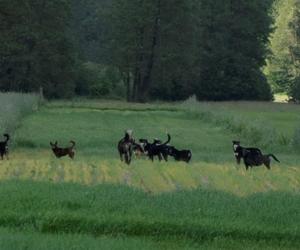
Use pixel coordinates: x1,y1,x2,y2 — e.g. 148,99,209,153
0,95,299,249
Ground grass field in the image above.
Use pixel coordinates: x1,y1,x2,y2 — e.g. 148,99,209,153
0,96,299,249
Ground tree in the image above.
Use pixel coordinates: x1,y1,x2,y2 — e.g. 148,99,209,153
0,0,77,98
106,0,196,102
267,0,300,101
288,0,300,100
194,0,274,101
266,0,295,93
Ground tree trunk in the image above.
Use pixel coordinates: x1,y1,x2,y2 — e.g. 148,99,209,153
137,0,161,102
132,27,145,101
125,71,131,102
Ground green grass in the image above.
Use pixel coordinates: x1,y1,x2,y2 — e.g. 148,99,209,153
0,181,299,249
1,97,300,249
0,227,181,250
14,107,236,162
182,97,300,147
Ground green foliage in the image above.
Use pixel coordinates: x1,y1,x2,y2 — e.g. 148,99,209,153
0,0,279,101
194,0,274,101
76,62,125,98
0,0,78,98
267,0,300,100
105,0,275,102
288,1,300,100
266,0,295,92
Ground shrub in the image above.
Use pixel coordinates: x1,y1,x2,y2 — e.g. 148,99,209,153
76,62,125,99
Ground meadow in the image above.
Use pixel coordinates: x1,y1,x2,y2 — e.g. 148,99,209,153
0,94,299,249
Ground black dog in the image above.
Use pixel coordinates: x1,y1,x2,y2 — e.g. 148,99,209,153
232,141,280,170
167,146,192,163
0,134,10,160
118,130,134,164
141,134,171,162
232,140,262,164
50,141,76,159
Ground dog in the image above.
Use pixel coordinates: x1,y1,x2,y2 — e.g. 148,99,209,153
118,130,134,164
141,134,171,162
50,140,76,159
0,134,10,160
132,142,146,158
232,141,280,170
232,141,262,164
167,146,192,163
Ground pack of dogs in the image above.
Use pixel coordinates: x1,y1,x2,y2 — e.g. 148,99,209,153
0,132,281,171
118,130,192,165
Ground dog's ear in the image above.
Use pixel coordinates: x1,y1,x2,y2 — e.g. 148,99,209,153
55,141,58,146
50,142,53,146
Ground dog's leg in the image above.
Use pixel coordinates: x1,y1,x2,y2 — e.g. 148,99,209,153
119,152,124,162
163,154,168,162
125,152,130,165
69,151,74,159
264,158,271,170
158,154,162,161
150,155,154,162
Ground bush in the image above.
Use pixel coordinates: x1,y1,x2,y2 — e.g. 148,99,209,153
75,62,125,99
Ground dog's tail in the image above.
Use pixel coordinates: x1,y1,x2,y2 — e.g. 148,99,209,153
162,134,171,145
70,140,76,148
3,134,9,143
268,154,280,163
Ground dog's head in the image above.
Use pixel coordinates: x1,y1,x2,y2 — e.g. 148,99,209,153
232,141,242,164
124,129,134,142
232,140,240,150
50,141,58,149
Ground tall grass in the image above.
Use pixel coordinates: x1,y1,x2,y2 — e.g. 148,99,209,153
0,92,40,134
292,126,300,151
182,96,284,148
0,181,298,249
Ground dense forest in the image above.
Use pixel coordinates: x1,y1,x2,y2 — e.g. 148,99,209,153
0,0,299,102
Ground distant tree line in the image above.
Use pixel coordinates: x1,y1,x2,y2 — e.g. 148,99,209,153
2,0,298,102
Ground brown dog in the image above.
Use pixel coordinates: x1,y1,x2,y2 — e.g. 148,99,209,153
50,141,75,159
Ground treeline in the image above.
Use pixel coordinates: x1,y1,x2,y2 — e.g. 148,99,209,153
1,0,297,102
